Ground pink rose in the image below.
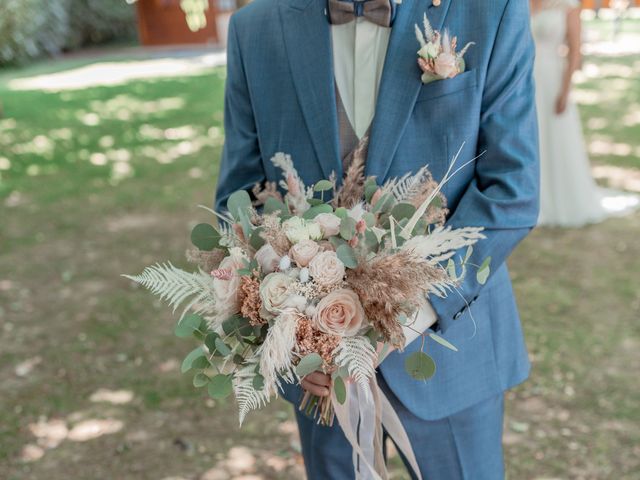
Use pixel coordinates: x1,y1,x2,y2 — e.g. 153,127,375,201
315,213,342,238
213,251,245,313
434,52,458,78
313,289,364,337
255,244,281,274
289,239,320,267
308,251,345,287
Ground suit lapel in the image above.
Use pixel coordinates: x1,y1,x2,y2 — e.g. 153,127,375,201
366,0,453,181
278,0,342,181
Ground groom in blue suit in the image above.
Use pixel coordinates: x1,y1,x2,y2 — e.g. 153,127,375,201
215,0,539,478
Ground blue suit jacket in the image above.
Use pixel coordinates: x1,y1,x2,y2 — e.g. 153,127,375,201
215,0,539,421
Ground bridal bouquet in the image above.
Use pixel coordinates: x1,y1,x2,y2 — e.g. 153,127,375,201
124,148,489,479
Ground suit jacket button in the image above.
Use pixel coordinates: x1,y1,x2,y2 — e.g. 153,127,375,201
453,311,462,320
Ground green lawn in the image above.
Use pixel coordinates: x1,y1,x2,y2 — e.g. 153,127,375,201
1,18,639,480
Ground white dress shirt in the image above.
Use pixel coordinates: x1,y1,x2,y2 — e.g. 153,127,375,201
331,15,438,348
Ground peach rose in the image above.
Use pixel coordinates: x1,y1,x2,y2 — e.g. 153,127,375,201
313,289,364,337
289,239,320,267
255,244,280,274
315,213,341,238
434,52,458,78
308,251,345,287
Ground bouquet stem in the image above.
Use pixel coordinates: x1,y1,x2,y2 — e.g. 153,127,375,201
300,390,335,427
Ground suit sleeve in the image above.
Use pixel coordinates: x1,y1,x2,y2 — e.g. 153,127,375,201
430,0,540,333
214,15,266,213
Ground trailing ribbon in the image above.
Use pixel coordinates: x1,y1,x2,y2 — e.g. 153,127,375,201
331,376,423,480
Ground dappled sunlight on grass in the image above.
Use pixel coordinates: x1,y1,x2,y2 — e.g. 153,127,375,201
89,389,134,405
7,54,227,92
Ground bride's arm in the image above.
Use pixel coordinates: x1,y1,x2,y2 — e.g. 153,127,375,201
557,6,582,114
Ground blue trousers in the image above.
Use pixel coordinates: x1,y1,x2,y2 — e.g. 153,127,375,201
292,374,505,480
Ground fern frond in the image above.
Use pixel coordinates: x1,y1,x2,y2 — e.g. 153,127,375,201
334,337,377,392
234,358,272,426
423,13,435,42
122,262,216,315
382,165,432,202
415,24,426,47
401,226,485,264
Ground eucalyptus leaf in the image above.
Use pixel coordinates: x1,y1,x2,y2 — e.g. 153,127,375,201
227,190,252,221
334,207,348,219
190,223,220,251
264,197,288,215
329,236,347,250
191,356,211,370
193,372,210,388
333,376,347,405
181,347,206,373
303,204,333,220
208,374,233,399
340,216,357,241
336,244,358,269
477,256,492,285
249,227,266,250
429,333,459,352
364,180,378,203
252,374,265,391
214,338,232,357
174,313,203,338
313,180,334,192
372,192,395,214
404,351,436,381
362,212,376,228
204,332,220,352
391,203,417,222
296,353,323,377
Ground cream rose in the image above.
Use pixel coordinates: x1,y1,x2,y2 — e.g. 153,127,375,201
213,252,245,313
282,217,309,244
308,251,345,287
255,244,280,274
307,221,323,241
434,52,458,78
313,289,364,337
289,239,320,267
315,213,341,238
259,272,293,316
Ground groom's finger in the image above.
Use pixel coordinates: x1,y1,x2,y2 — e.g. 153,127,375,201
305,371,331,387
301,378,330,397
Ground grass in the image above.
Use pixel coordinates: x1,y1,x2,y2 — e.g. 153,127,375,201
1,17,639,480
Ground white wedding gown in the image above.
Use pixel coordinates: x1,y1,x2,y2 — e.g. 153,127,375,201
532,0,639,227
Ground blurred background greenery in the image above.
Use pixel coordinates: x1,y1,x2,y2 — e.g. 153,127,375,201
1,3,639,480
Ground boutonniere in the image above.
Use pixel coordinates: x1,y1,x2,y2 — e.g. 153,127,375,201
415,14,474,84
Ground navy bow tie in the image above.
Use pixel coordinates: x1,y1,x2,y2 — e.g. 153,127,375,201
327,0,395,28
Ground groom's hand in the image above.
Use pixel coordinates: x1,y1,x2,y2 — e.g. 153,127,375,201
301,371,331,397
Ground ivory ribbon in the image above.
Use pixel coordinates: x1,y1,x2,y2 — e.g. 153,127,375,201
331,376,423,480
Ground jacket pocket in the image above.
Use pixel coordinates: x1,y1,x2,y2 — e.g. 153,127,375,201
415,69,478,103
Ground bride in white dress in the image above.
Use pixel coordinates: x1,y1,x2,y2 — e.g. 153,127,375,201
531,0,639,227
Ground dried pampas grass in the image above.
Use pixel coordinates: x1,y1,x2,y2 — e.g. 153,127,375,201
334,135,369,208
346,250,448,348
185,248,226,272
260,213,291,257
